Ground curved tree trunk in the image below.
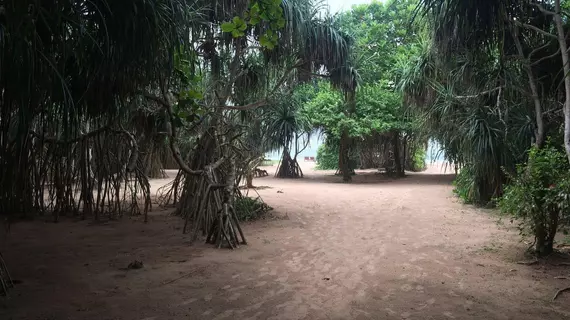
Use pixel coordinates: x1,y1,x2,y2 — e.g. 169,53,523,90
176,126,223,238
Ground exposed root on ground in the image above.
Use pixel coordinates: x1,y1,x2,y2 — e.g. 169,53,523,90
552,287,570,301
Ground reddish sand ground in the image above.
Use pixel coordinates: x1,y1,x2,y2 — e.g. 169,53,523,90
1,163,569,320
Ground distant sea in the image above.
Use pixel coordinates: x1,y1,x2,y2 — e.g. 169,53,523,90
265,134,446,163
265,132,323,161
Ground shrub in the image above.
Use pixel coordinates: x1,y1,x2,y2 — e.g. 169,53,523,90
234,196,273,221
498,145,570,256
315,142,361,171
453,164,478,204
315,143,338,170
411,147,427,172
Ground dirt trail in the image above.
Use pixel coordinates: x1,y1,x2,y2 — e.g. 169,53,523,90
1,163,569,320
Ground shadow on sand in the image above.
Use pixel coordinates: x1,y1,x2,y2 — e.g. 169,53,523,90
266,170,457,186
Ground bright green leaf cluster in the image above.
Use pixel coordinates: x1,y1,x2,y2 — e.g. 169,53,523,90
302,81,407,140
172,51,206,125
221,0,285,49
221,16,248,38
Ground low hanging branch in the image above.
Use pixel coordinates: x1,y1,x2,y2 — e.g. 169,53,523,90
30,126,109,144
30,126,139,172
111,128,139,172
217,60,303,111
452,86,503,99
142,91,203,176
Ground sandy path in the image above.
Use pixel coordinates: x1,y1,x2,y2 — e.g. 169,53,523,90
1,164,569,319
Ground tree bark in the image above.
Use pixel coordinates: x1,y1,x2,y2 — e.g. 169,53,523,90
339,128,351,182
402,135,408,172
392,131,404,177
554,0,570,162
245,173,254,188
512,24,545,147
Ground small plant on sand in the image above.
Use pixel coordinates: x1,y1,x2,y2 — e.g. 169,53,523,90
234,197,273,221
453,165,477,205
499,146,570,256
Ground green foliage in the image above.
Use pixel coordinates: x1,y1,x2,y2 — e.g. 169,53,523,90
412,147,427,171
303,81,406,139
498,145,570,254
297,1,424,177
354,82,409,135
316,143,339,170
453,165,477,204
335,0,422,83
173,52,206,123
234,197,273,221
265,90,312,153
221,0,286,48
406,0,570,208
400,37,535,204
302,83,344,136
221,17,248,38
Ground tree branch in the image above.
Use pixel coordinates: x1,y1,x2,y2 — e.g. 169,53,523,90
141,92,170,108
30,126,110,144
294,133,311,159
532,2,555,16
268,60,305,96
219,99,269,110
111,127,139,172
511,22,545,147
516,21,557,39
453,87,503,99
156,78,203,176
529,40,555,60
531,47,561,66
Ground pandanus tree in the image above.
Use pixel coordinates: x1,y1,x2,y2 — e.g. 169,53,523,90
404,0,562,201
415,0,570,157
156,0,357,243
0,0,201,221
0,0,202,291
266,91,312,178
406,0,570,254
0,0,355,251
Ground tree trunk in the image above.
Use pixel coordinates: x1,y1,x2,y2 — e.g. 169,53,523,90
402,135,407,172
339,128,351,182
554,0,570,162
535,222,548,255
392,131,404,177
339,90,356,182
245,173,254,188
512,24,545,148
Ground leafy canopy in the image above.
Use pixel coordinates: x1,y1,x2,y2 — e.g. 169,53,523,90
302,81,407,139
